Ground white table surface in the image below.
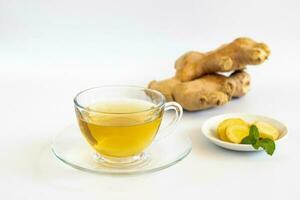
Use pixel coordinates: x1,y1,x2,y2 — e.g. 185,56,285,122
1,0,300,199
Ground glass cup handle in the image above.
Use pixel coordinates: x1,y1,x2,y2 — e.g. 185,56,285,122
155,102,183,141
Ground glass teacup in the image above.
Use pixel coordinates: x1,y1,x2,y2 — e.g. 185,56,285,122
74,86,182,166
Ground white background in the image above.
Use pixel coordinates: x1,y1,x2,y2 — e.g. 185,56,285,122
1,0,300,199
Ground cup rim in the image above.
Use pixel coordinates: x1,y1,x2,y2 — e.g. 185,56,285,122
73,85,166,114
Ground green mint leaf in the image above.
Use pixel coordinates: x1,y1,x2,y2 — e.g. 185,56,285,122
240,124,276,155
252,142,261,149
241,125,259,145
249,125,260,140
256,138,276,156
241,136,256,144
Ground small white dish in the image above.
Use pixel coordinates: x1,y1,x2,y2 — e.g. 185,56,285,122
201,113,288,151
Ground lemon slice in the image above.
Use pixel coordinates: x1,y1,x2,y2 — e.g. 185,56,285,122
217,118,249,142
225,124,250,144
253,121,280,140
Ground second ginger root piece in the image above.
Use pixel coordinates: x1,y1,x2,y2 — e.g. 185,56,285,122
149,71,250,111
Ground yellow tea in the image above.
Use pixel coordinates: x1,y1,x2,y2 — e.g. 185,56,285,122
76,99,163,158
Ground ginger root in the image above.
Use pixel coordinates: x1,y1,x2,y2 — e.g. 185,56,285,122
149,71,250,111
175,37,270,82
148,37,269,111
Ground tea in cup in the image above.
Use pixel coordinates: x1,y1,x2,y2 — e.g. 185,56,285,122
74,86,182,165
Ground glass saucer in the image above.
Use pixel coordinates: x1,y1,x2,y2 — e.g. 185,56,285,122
52,125,192,175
